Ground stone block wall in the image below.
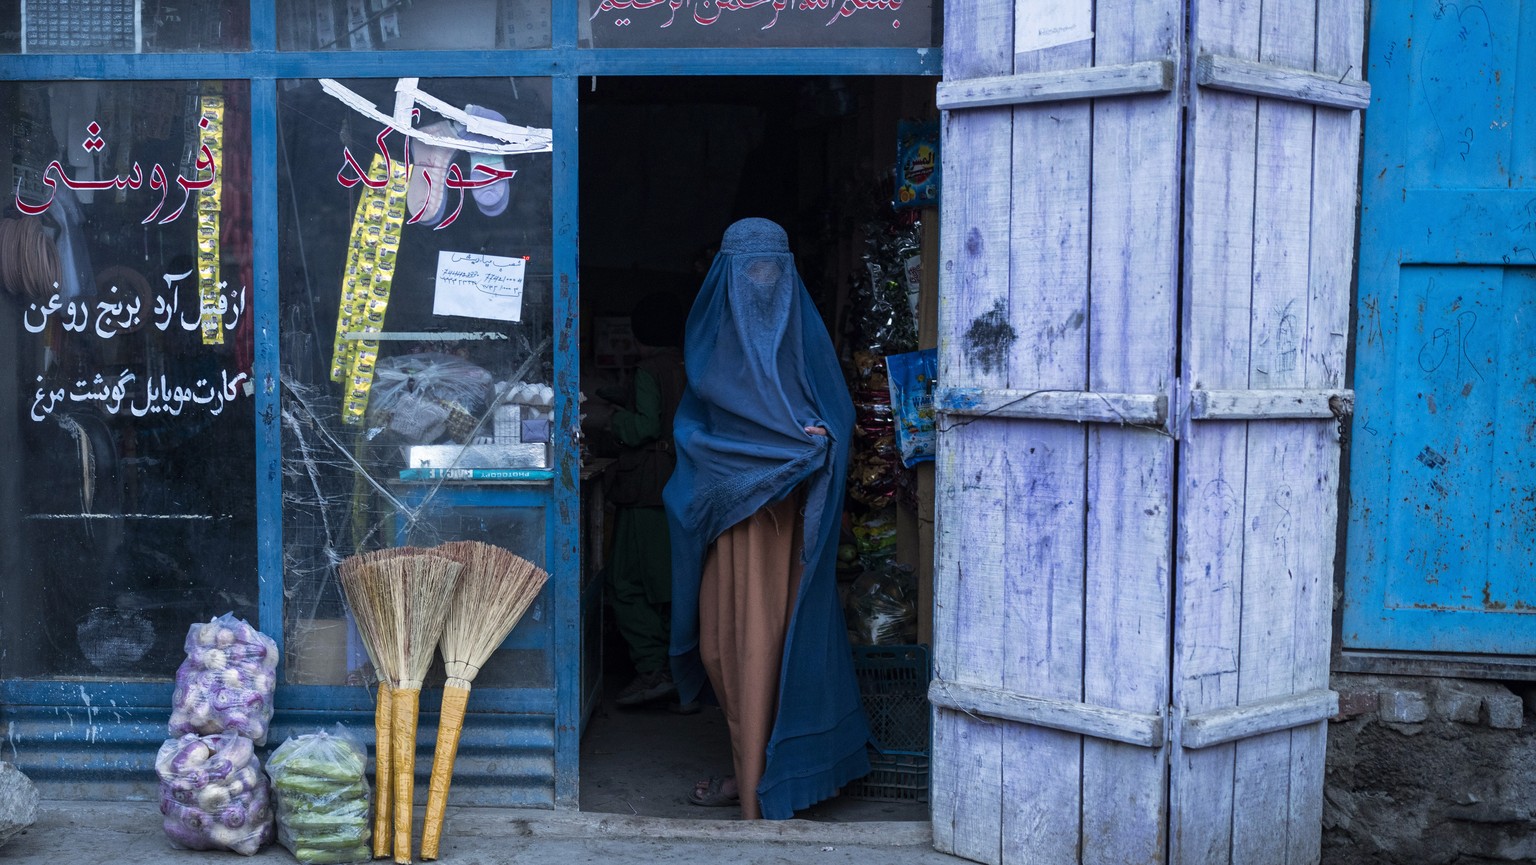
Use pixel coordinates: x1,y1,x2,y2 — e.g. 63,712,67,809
1324,674,1536,865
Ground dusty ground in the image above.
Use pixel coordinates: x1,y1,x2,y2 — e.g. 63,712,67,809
579,695,927,823
4,800,960,865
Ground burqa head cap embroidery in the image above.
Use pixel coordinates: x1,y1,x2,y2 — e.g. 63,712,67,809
719,218,789,254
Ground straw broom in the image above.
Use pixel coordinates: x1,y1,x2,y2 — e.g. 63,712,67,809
338,547,413,860
419,541,548,861
380,550,462,864
341,547,463,864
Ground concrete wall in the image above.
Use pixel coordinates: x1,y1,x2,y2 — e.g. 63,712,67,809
1324,674,1536,865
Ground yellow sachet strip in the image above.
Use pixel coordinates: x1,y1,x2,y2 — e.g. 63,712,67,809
196,95,225,346
344,190,389,376
419,684,471,861
341,158,408,426
373,681,394,860
331,156,388,383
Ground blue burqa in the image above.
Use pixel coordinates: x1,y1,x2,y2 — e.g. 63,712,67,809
664,218,870,819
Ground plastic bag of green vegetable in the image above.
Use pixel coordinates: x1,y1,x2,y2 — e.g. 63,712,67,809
156,732,275,855
266,724,372,864
169,613,279,744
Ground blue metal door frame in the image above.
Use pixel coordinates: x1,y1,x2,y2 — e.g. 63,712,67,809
0,2,939,805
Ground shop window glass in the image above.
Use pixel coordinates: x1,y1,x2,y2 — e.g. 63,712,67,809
0,2,249,54
0,80,255,681
579,0,937,48
277,1,551,51
277,77,555,688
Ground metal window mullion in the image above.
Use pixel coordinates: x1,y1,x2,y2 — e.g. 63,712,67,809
252,75,284,654
0,47,940,82
552,0,579,49
550,71,581,811
250,0,277,52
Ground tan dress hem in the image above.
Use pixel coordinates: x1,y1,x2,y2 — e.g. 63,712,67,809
697,491,805,820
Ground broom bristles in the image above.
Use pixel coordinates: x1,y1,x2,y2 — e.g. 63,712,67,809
338,546,422,685
383,552,463,689
434,541,549,687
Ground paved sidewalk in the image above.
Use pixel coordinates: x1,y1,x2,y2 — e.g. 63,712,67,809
4,801,970,865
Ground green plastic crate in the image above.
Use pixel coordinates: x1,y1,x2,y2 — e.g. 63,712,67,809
851,644,931,755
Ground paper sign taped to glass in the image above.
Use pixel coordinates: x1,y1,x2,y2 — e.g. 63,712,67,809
432,251,525,322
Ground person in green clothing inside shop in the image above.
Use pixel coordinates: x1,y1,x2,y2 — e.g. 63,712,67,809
601,291,694,710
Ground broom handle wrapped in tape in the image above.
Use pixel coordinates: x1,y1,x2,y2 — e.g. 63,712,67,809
393,686,422,864
420,683,471,860
373,681,393,859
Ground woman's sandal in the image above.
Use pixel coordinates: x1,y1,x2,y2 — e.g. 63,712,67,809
687,775,740,807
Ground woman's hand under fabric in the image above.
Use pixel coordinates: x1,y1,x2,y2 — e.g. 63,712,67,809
804,425,828,437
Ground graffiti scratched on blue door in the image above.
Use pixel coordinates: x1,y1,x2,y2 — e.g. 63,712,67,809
1345,0,1536,653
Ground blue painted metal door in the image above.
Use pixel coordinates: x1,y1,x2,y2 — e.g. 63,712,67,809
1345,1,1536,653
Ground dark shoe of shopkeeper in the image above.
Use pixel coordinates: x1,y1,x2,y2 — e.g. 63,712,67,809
615,668,677,707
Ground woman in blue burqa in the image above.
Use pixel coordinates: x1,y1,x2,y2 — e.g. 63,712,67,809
664,218,870,819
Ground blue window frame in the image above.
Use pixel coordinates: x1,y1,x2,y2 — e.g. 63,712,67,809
0,0,938,806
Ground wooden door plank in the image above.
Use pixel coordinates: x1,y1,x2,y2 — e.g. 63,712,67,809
1295,0,1357,799
1230,728,1296,865
1232,427,1309,865
1183,0,1258,390
1179,1,1339,860
1231,2,1319,860
1081,2,1181,862
933,4,1013,860
1083,429,1173,863
933,158,1012,863
1247,113,1313,386
933,424,1011,865
1176,3,1259,859
1000,35,1092,864
1183,88,1259,390
1172,427,1248,865
1175,106,1258,865
997,429,1086,865
1282,422,1343,865
1287,720,1329,865
1302,0,1363,749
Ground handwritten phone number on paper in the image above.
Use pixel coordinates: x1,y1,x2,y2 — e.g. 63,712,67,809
438,268,523,298
23,283,247,340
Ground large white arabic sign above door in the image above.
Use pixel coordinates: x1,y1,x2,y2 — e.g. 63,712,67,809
582,0,936,48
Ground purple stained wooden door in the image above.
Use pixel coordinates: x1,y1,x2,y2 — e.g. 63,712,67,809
933,1,1366,863
931,2,1181,862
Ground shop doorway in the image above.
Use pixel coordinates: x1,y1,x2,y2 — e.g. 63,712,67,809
576,75,936,822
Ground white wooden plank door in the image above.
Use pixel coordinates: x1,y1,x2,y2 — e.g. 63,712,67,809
1173,1,1363,862
932,2,1366,863
931,2,1181,863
